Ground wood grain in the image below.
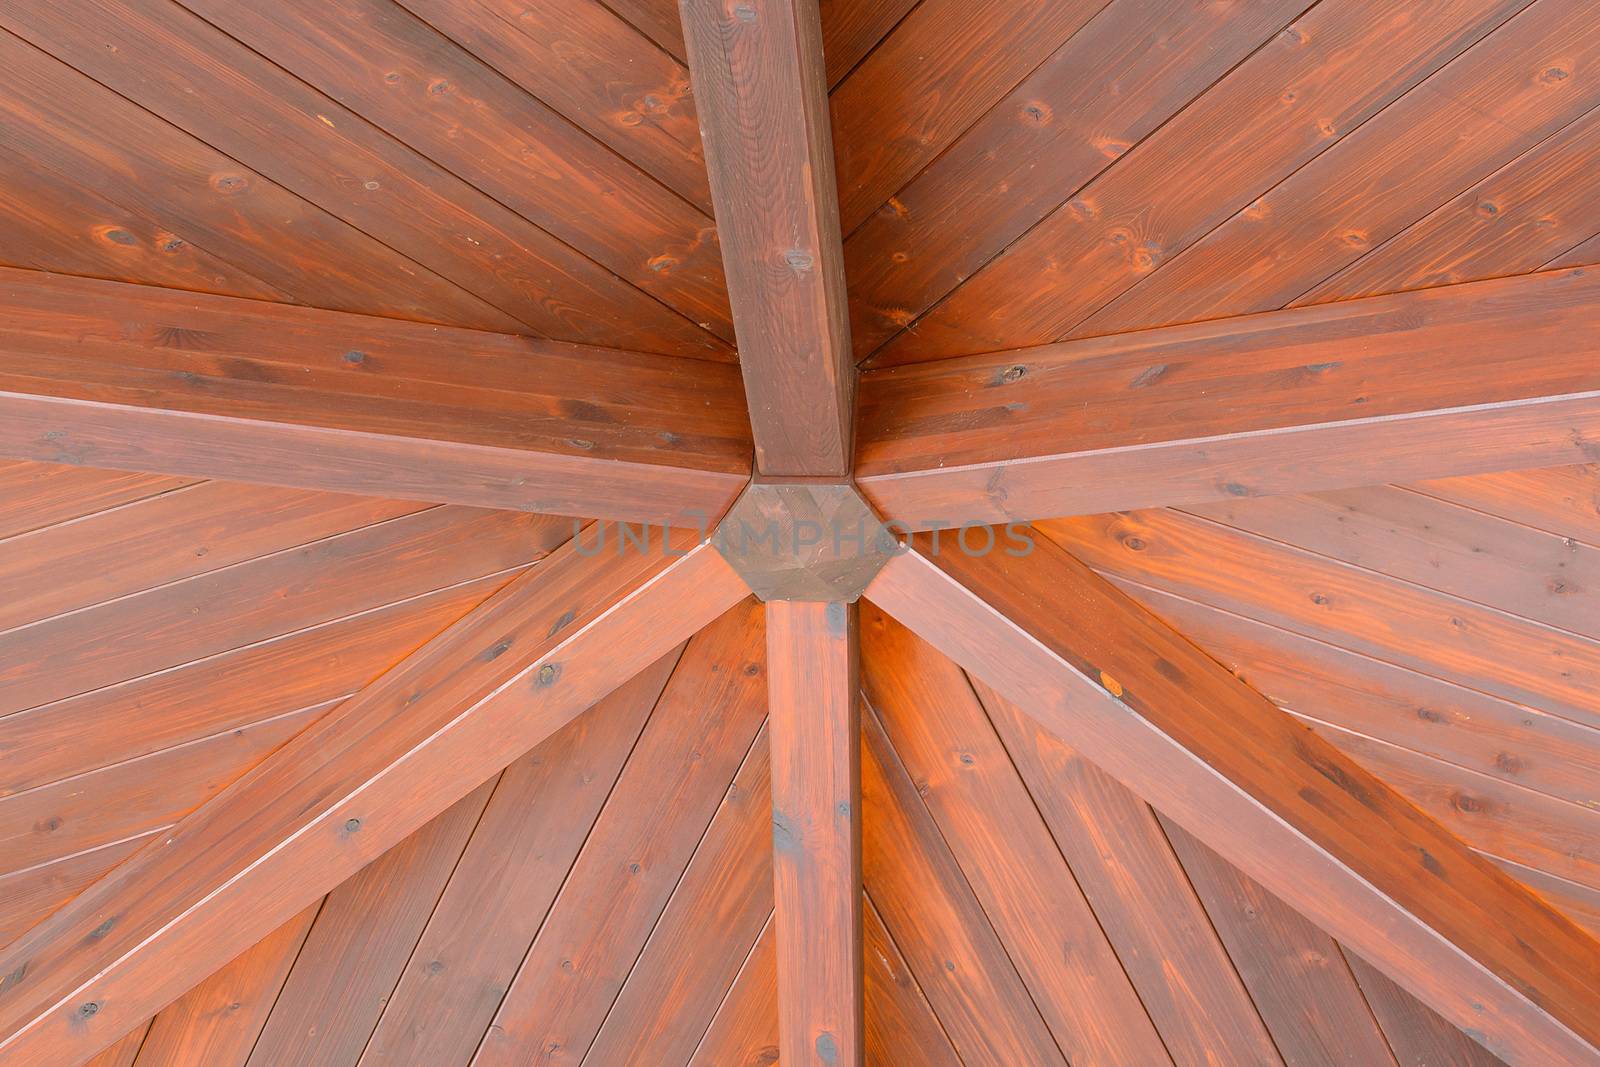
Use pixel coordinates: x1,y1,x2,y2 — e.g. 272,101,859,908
858,270,1600,527
0,269,751,524
865,531,1600,1065
680,0,854,476
767,601,863,1067
0,530,748,1066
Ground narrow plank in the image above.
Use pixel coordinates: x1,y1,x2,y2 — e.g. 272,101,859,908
861,706,1068,1066
977,681,1284,1065
0,26,515,330
844,0,1309,358
1551,230,1600,266
585,726,773,1065
1491,859,1600,938
767,601,863,1067
857,270,1600,528
863,532,1600,1064
609,0,687,63
1113,579,1600,811
1346,952,1507,1067
875,0,1531,363
132,905,319,1067
0,531,748,1065
469,599,768,1066
2,0,727,357
0,835,154,951
183,0,731,341
817,0,918,88
0,705,324,875
690,918,779,1067
392,0,713,213
1163,820,1399,1067
1304,105,1600,302
84,1023,149,1067
0,144,286,302
1042,508,1600,731
0,573,512,799
680,0,854,476
0,506,562,716
358,648,680,1066
1079,0,1600,336
862,604,1173,1065
245,783,495,1066
0,271,749,524
829,0,1106,233
1412,464,1600,545
861,898,961,1067
0,482,425,633
1184,486,1600,638
0,463,193,540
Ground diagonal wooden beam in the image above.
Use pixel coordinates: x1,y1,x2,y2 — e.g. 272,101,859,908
863,528,1600,1066
0,526,749,1067
766,600,865,1067
680,0,854,477
0,268,752,524
857,269,1600,527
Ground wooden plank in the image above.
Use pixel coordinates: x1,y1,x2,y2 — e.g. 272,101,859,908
0,837,153,952
1113,580,1600,813
1347,953,1507,1067
0,0,728,358
828,0,1106,234
83,1023,148,1067
767,601,863,1067
1303,106,1600,303
1079,0,1600,336
861,706,1068,1066
1412,464,1600,545
0,574,510,800
392,0,713,213
857,270,1600,528
1044,508,1600,732
679,0,854,476
690,917,779,1067
1162,820,1399,1067
817,0,918,88
874,0,1530,364
180,0,731,341
0,463,193,540
844,0,1309,359
861,604,1173,1064
976,680,1285,1065
359,649,679,1065
0,269,751,524
0,506,560,717
585,726,773,1065
243,783,492,1066
1185,486,1600,639
132,906,319,1067
0,27,516,332
1494,859,1600,938
861,899,961,1067
0,482,425,633
863,532,1600,1065
470,599,768,1066
0,530,748,1065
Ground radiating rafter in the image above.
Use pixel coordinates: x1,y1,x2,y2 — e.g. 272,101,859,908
0,526,749,1067
858,269,1600,528
0,269,752,525
680,0,855,476
863,528,1600,1066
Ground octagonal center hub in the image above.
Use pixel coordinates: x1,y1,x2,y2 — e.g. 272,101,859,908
713,478,901,602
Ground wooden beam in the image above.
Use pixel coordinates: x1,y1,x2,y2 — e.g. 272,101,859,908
858,269,1600,527
766,601,864,1066
0,268,751,524
680,0,854,476
862,529,1600,1066
0,527,749,1066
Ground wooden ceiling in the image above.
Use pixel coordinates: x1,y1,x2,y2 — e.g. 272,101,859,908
1,0,1598,1064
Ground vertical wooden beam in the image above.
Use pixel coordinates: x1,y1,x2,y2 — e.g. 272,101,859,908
680,0,854,476
766,600,864,1065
